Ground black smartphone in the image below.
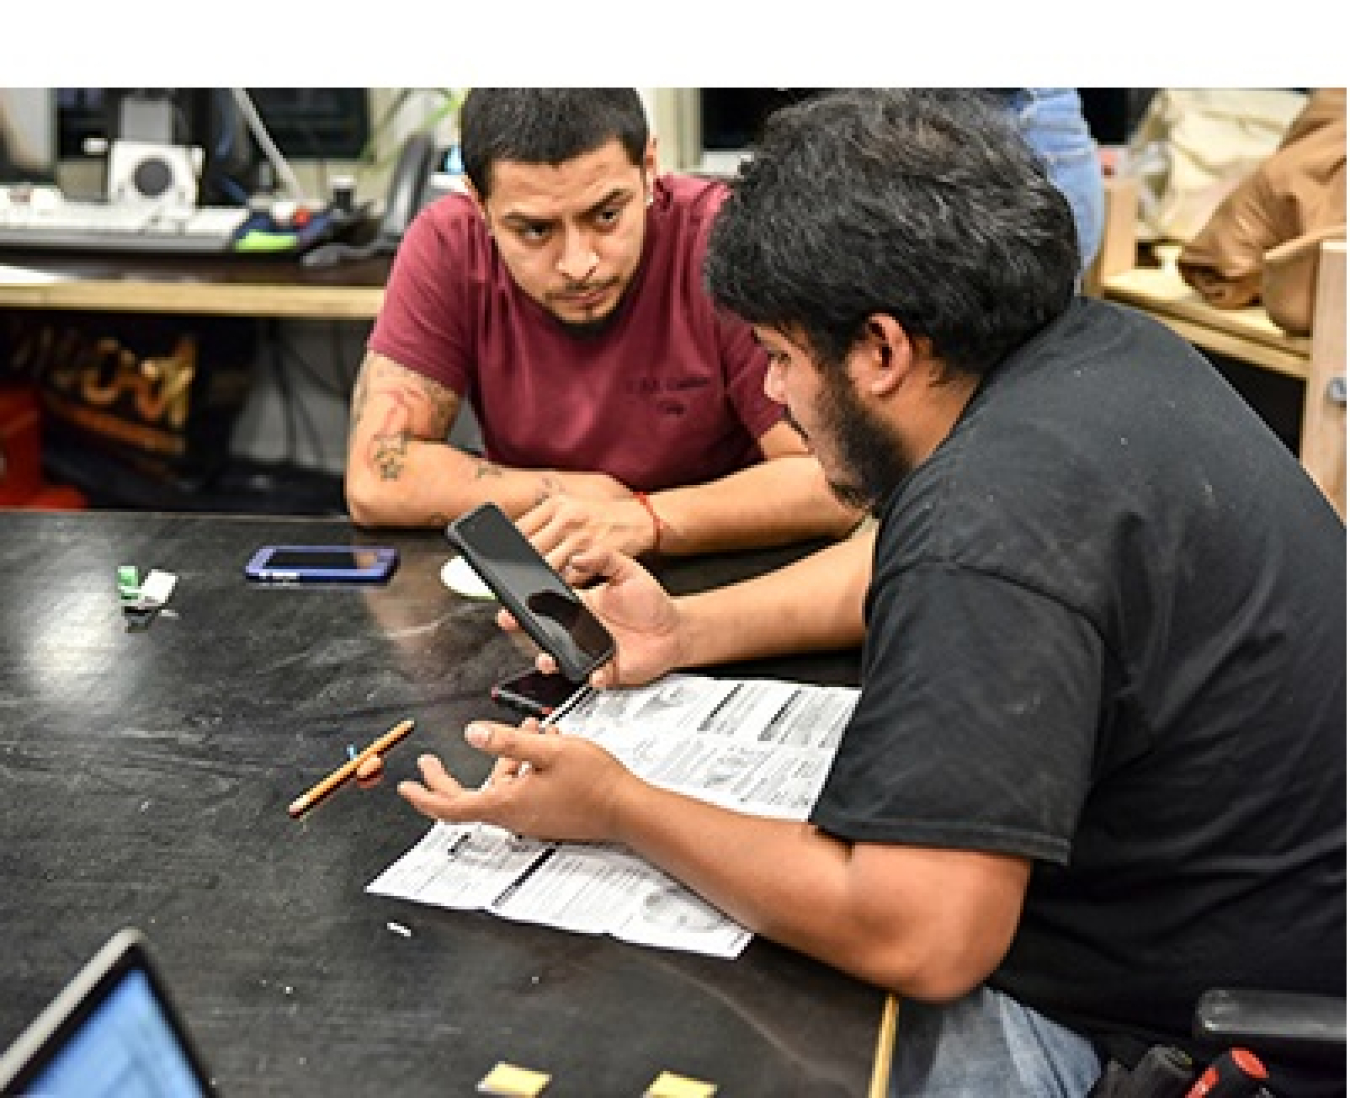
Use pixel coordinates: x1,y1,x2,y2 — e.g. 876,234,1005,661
243,545,399,585
491,668,588,719
446,503,615,682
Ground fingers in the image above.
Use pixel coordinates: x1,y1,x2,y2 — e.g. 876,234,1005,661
570,545,629,586
588,660,618,690
542,543,573,576
412,752,458,792
396,721,551,823
396,753,468,819
488,755,526,783
516,499,574,570
529,649,610,694
518,497,623,578
355,753,385,789
559,557,589,585
513,500,548,539
548,536,597,582
464,720,550,770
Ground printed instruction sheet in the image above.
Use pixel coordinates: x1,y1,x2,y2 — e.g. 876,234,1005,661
368,674,859,958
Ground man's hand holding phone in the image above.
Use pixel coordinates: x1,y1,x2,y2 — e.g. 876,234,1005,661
447,503,616,682
496,543,685,691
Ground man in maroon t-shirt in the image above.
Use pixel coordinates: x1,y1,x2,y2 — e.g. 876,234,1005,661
348,89,861,569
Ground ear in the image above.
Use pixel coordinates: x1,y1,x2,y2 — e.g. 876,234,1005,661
642,137,660,204
463,178,488,224
858,314,916,398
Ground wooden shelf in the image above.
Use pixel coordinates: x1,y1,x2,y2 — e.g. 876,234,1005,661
0,252,389,320
1102,245,1311,379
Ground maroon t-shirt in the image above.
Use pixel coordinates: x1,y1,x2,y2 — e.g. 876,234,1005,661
367,174,779,492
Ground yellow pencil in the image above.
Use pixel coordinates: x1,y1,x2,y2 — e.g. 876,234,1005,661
867,994,900,1098
287,719,414,819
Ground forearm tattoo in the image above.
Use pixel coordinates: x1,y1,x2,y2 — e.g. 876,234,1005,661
360,369,457,483
373,431,411,480
370,388,417,481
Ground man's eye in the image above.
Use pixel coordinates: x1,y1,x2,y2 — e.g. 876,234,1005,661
517,224,550,243
595,207,621,228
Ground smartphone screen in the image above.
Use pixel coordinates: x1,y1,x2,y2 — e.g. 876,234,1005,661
243,545,399,584
491,669,588,719
447,503,615,682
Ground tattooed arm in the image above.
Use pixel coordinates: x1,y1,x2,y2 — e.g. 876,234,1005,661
344,353,630,530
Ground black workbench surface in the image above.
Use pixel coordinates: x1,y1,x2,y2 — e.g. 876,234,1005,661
0,510,876,1096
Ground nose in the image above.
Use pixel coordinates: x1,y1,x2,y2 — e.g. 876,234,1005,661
557,225,599,283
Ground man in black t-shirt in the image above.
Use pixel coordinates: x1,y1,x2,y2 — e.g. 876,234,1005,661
395,91,1346,1096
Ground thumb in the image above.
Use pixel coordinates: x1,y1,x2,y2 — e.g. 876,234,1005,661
571,545,626,583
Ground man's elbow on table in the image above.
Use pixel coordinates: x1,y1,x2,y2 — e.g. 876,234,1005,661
344,466,394,529
344,463,441,530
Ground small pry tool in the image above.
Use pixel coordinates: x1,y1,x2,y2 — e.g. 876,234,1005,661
121,568,177,629
117,564,140,603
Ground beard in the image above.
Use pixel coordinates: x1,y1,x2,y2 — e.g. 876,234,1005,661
547,277,627,338
553,306,620,338
789,372,911,512
556,315,616,337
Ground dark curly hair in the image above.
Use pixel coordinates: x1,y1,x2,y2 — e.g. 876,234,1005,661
705,89,1079,381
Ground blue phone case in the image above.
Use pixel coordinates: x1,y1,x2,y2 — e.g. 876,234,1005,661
243,545,399,584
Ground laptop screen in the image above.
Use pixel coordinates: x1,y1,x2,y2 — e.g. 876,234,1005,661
0,929,213,1096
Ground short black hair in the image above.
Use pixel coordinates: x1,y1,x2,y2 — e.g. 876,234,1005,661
459,89,649,197
706,89,1079,380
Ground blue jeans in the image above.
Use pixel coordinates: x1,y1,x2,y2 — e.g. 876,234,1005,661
888,986,1103,1097
1003,88,1106,272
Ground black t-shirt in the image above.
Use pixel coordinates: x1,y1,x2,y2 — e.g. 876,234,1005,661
810,298,1346,1090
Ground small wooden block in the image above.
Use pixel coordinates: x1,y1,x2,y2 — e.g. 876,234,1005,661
477,1060,551,1097
644,1069,718,1097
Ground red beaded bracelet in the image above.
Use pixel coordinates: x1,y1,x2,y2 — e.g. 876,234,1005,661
633,491,667,554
